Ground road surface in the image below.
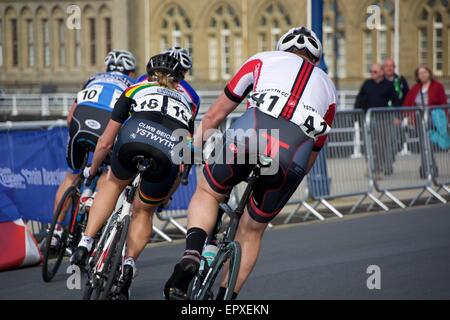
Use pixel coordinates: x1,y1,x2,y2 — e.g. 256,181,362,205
1,203,449,299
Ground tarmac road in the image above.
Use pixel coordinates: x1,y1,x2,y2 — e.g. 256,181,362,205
1,203,449,300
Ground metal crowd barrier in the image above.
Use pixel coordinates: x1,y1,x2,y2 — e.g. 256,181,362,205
221,111,370,223
365,107,447,209
2,105,449,240
0,90,367,117
424,105,450,200
0,120,181,242
284,110,390,223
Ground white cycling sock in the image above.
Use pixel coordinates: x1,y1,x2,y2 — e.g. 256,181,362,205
124,256,135,267
78,235,93,252
124,257,137,278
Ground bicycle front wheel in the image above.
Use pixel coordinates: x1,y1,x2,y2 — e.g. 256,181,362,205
194,241,241,300
82,211,119,300
42,186,79,282
99,215,130,300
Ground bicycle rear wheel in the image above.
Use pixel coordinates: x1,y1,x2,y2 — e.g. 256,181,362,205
42,186,79,282
194,241,241,300
99,215,130,300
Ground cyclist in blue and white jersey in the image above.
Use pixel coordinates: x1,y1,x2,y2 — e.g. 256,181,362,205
50,50,137,247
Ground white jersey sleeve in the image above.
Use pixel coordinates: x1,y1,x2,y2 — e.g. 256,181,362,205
224,53,264,103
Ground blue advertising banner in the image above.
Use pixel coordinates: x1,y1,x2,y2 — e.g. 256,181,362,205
0,127,68,223
0,126,197,224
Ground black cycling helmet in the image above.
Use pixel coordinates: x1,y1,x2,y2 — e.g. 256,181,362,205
146,54,184,81
162,46,192,70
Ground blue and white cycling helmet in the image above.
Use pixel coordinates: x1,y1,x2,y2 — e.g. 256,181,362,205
276,26,322,64
105,49,137,73
162,46,192,71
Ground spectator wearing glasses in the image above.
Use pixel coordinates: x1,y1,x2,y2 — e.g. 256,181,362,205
354,63,399,112
355,63,400,177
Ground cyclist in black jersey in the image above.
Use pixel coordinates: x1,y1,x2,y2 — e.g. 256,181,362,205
71,54,195,300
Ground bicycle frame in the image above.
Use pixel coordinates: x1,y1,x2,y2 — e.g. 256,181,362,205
188,155,272,300
90,174,140,275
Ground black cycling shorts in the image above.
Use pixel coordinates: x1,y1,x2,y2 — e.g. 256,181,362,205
203,108,314,223
111,112,184,205
66,105,111,173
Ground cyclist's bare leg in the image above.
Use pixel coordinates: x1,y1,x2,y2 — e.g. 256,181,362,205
95,170,108,190
54,172,78,221
126,172,182,259
187,174,225,232
220,208,268,293
125,198,157,259
84,169,130,238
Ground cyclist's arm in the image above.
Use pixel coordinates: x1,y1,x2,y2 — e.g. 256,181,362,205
89,119,121,175
194,93,239,148
66,101,77,125
306,151,319,173
89,92,132,175
306,103,336,173
68,77,94,125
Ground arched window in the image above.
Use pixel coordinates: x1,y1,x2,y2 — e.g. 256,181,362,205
159,4,193,77
256,1,291,52
36,7,51,68
0,17,3,67
418,9,429,66
5,6,19,68
20,7,34,68
208,3,241,80
99,5,112,57
83,6,97,67
417,0,450,76
52,6,66,68
363,0,394,76
74,23,82,67
433,13,444,75
323,0,346,79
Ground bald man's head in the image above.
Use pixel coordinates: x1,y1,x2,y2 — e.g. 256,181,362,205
383,58,396,79
370,63,384,82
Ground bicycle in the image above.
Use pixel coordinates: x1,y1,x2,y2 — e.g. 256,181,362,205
182,154,273,300
41,147,102,282
82,155,160,300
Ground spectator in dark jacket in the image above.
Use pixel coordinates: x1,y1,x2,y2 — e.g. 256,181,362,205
354,63,400,112
384,58,409,105
355,63,399,177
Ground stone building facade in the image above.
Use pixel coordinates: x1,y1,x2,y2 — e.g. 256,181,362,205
0,0,449,92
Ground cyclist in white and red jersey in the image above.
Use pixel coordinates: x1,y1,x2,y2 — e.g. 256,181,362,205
165,26,337,300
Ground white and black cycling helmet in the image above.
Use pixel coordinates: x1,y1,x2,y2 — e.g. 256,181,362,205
162,46,192,71
104,49,136,73
276,26,322,64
